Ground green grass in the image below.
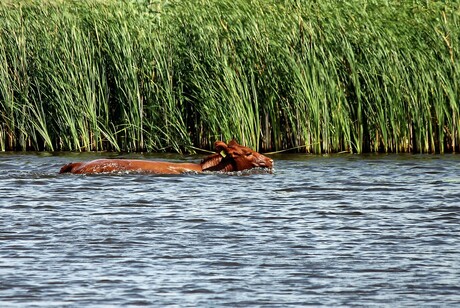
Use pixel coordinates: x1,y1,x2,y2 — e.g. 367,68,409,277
0,0,459,153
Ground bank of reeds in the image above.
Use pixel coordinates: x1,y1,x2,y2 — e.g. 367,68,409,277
1,0,459,153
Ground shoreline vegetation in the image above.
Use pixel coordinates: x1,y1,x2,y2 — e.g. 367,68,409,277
1,0,459,154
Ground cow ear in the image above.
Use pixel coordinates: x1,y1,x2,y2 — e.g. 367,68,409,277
215,141,228,154
228,139,239,147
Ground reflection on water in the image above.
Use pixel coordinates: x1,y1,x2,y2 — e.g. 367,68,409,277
1,152,460,306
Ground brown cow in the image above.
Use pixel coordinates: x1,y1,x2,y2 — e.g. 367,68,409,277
59,140,273,175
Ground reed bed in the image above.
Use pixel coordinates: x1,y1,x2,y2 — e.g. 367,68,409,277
0,0,459,153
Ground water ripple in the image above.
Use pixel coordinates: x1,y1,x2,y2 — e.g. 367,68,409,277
0,153,460,306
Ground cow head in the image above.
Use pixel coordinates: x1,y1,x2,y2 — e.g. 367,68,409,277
202,139,273,172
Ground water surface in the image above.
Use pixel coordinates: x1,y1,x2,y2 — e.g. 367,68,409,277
1,152,459,306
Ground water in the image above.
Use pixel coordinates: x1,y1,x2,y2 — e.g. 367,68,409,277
1,152,460,307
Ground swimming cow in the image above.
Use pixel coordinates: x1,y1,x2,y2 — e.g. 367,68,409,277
59,140,273,175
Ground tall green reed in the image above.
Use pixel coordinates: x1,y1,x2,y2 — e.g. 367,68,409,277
0,0,459,153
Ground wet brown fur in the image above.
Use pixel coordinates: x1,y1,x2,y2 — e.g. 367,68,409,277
59,140,273,175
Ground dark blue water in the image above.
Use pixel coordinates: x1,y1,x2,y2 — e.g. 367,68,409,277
1,152,460,307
